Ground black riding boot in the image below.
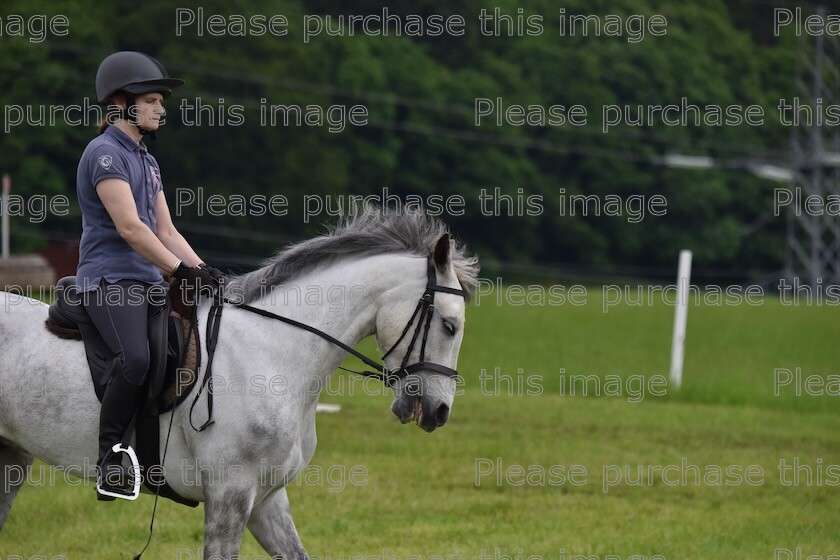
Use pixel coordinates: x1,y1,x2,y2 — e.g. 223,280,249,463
97,361,145,500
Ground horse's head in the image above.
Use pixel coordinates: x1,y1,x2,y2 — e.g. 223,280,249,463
376,233,470,432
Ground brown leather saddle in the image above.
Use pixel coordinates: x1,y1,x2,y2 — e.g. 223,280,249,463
44,276,202,507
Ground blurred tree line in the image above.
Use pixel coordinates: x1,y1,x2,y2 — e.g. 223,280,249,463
0,0,800,280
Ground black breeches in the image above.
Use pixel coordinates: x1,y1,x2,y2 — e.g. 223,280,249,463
83,279,168,386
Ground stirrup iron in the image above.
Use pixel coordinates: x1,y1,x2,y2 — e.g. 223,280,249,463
96,443,141,501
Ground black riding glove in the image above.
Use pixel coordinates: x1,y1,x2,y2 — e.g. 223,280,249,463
173,263,217,301
198,262,225,284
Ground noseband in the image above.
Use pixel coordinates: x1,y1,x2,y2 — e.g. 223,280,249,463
190,254,468,431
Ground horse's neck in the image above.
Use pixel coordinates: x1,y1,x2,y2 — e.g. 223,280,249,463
240,253,423,393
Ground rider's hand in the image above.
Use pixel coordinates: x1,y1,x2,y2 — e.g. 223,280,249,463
198,262,225,284
173,263,217,300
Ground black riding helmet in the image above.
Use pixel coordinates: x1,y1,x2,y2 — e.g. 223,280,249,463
95,51,184,134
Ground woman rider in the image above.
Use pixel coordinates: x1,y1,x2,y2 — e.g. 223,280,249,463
76,51,222,500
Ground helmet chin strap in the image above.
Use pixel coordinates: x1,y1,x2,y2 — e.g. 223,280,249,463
120,93,157,141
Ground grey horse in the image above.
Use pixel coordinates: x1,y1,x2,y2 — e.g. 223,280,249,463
0,211,479,558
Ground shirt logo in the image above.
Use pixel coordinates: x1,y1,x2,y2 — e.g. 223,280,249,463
149,165,162,195
98,155,113,170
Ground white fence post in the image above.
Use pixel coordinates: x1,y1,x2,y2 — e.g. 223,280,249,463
669,250,692,390
2,174,9,259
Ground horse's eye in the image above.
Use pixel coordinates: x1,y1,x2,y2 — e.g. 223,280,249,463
442,319,457,336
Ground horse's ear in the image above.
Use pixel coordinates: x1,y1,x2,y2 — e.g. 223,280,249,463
433,233,451,270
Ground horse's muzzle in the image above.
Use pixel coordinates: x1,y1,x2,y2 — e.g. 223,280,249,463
391,395,450,432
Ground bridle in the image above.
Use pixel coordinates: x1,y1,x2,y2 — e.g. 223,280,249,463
190,253,468,431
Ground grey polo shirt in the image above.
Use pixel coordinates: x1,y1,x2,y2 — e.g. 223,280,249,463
75,125,167,292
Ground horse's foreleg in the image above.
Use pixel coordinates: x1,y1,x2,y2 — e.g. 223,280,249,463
203,485,256,559
0,445,34,528
247,488,308,560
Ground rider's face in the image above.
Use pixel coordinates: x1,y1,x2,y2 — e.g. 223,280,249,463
130,93,165,130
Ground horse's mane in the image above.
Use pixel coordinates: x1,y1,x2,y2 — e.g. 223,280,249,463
227,208,480,304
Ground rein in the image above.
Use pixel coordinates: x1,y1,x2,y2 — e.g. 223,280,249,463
189,254,468,432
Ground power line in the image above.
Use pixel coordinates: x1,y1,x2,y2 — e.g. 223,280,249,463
178,85,785,166
7,40,787,159
176,221,298,245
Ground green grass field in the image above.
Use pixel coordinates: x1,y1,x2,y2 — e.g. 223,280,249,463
2,287,839,559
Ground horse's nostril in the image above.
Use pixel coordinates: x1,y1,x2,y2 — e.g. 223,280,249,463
435,403,450,426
